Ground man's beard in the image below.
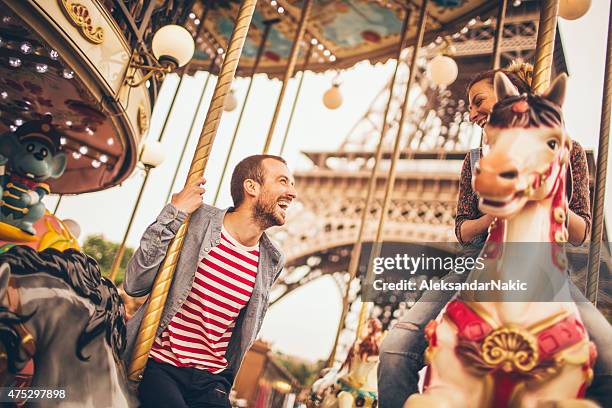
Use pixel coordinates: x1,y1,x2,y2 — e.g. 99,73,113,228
253,192,285,229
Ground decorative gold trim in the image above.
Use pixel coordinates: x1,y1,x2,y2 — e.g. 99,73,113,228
527,309,569,333
138,103,149,136
481,326,539,373
553,206,566,224
58,0,104,44
463,301,499,330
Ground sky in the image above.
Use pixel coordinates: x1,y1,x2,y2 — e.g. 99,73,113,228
46,1,612,362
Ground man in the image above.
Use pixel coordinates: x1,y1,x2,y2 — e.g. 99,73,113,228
122,154,297,408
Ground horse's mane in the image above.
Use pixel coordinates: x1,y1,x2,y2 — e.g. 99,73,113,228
341,319,383,371
489,93,564,129
0,246,126,362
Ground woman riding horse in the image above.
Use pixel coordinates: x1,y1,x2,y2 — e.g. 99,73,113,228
377,62,612,408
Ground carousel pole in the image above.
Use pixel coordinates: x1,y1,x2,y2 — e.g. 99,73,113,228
52,194,63,215
586,3,612,305
212,18,279,206
279,42,314,156
326,5,412,366
531,0,560,93
110,6,210,282
491,0,508,69
164,55,218,204
357,0,429,337
128,0,258,382
262,0,312,154
108,74,188,282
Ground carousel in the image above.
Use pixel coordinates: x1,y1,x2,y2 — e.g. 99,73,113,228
0,0,608,407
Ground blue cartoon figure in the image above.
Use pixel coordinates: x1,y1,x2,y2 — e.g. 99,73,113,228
0,116,66,235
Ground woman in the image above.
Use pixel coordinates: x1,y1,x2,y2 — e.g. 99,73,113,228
459,62,591,247
377,62,611,408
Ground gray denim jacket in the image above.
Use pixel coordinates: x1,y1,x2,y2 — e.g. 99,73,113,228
121,203,285,383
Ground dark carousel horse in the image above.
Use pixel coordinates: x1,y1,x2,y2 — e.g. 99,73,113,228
0,245,135,407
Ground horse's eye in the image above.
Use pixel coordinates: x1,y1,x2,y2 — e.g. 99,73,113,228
547,139,558,150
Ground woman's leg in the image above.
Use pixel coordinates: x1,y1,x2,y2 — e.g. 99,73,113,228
569,281,612,407
377,272,467,408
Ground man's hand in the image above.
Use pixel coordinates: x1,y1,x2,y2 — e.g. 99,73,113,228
171,177,206,214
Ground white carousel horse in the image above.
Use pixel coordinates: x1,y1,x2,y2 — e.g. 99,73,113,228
405,73,598,408
317,318,383,408
0,245,135,407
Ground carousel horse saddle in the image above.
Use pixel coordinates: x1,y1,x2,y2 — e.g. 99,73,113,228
425,300,596,406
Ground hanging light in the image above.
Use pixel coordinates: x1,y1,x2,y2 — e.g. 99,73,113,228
224,89,238,112
126,25,195,87
62,219,81,239
428,55,458,87
323,82,343,110
559,0,591,20
140,140,166,169
152,25,195,68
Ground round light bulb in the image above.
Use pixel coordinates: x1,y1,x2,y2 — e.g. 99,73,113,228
559,0,591,20
152,25,195,68
140,140,165,168
224,89,238,112
428,55,458,87
323,84,343,110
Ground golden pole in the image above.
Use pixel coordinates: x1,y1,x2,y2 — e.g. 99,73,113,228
128,0,259,382
164,55,219,204
586,3,612,305
109,74,187,282
532,0,560,93
279,42,314,156
357,0,429,337
262,0,312,154
213,18,279,206
326,5,412,367
491,0,508,69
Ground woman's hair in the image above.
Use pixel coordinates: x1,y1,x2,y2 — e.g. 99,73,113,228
467,61,534,94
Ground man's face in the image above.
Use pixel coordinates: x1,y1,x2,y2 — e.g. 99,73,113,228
253,159,297,228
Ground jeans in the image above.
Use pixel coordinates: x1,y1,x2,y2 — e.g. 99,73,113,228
138,359,232,408
377,272,612,408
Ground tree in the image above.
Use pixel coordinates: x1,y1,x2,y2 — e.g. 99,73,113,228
81,234,134,284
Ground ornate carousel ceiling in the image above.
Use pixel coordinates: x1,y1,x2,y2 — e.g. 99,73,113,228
186,0,501,77
0,8,132,194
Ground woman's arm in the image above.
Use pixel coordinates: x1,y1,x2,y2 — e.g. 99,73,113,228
567,142,591,246
455,152,492,244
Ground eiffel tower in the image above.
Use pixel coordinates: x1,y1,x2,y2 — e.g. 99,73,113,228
268,8,611,362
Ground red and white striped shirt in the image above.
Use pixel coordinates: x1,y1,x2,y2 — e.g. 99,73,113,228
150,227,259,373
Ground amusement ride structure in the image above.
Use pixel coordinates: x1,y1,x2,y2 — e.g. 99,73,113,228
0,0,609,407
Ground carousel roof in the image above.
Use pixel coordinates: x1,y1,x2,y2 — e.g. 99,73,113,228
186,0,504,78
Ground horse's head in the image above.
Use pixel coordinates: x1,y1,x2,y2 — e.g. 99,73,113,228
474,72,571,220
0,246,130,404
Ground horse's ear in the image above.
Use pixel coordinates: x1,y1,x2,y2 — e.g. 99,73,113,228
494,72,520,100
0,263,10,301
542,73,568,107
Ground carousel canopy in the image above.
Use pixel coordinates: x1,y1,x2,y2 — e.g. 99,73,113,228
186,0,504,77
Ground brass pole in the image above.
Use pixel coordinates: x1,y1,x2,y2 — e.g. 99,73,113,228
52,194,63,215
326,5,412,366
109,74,187,282
491,0,508,69
128,0,258,382
357,0,429,337
586,3,612,305
532,0,560,93
262,0,313,154
279,42,314,156
212,18,279,206
164,55,219,204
